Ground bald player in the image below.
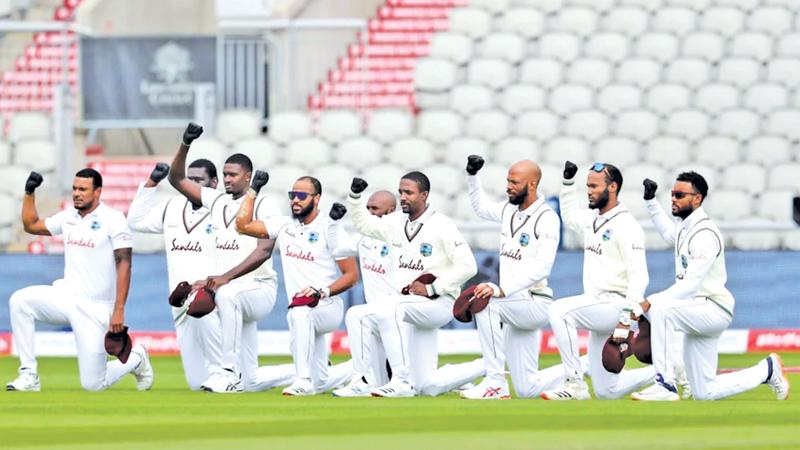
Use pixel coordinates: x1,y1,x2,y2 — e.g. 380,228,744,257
460,157,575,399
333,191,399,397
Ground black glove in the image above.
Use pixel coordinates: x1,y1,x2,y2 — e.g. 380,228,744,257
149,163,170,183
563,161,578,180
329,202,347,220
251,170,269,193
350,177,368,195
25,171,43,195
643,178,658,201
182,122,203,146
466,155,485,175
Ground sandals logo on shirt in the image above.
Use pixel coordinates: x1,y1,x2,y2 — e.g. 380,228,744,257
519,233,530,247
602,229,613,241
420,243,433,257
308,231,319,243
90,220,101,231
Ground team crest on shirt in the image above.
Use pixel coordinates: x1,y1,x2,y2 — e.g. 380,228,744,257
420,243,433,257
602,229,613,241
308,231,319,243
681,254,688,269
519,233,530,247
90,220,101,231
205,223,214,234
380,244,390,257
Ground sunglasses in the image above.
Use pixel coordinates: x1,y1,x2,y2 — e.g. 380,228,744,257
287,191,317,201
671,191,698,200
590,162,606,172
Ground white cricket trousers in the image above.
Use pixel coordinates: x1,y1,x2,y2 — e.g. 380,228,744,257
648,297,769,400
214,277,286,391
344,302,392,386
549,292,655,399
286,296,344,388
9,283,142,391
174,309,222,391
473,292,569,397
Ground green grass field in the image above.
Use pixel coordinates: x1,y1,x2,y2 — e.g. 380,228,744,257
0,354,798,450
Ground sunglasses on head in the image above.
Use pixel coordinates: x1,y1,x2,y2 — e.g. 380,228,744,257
590,163,606,172
288,191,316,201
671,191,697,200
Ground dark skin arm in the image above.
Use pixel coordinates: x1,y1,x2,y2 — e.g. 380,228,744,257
235,189,269,238
203,237,276,291
297,257,360,298
110,248,132,333
21,193,51,236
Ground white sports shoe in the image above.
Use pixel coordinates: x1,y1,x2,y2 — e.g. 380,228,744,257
6,371,40,392
460,378,511,400
131,344,154,391
332,378,372,398
540,380,591,401
766,353,790,401
201,368,243,393
631,383,680,401
371,379,415,398
282,378,317,396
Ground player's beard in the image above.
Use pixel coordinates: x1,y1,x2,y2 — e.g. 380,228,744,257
672,204,695,220
508,186,528,205
292,202,315,220
589,187,610,210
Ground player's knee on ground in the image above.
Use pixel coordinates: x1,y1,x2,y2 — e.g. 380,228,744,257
80,375,107,392
592,381,628,400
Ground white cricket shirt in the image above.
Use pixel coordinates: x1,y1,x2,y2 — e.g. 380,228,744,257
646,201,735,315
264,213,356,301
45,202,132,303
201,187,280,281
468,175,560,298
560,181,649,308
347,195,477,298
355,233,401,302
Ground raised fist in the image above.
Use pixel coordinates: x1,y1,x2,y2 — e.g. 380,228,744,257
149,162,170,183
250,170,269,193
466,155,485,175
182,122,203,146
329,202,347,220
643,178,658,201
25,171,43,195
563,161,578,180
350,177,368,195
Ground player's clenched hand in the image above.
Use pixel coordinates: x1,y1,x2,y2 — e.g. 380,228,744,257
149,163,170,183
24,171,43,195
466,155,485,175
407,281,428,297
350,177,368,195
183,122,203,146
563,161,578,180
109,309,125,334
329,202,347,220
643,178,658,200
251,170,269,193
473,283,495,300
297,286,322,299
204,275,230,292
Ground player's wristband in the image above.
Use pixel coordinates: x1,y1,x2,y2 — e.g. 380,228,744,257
425,283,437,298
485,282,501,297
613,327,629,340
318,287,330,299
247,188,258,198
562,178,575,186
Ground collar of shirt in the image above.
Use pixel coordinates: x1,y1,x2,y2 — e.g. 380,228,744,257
70,202,105,220
597,201,627,219
680,206,709,231
292,210,323,229
518,195,546,215
405,204,434,236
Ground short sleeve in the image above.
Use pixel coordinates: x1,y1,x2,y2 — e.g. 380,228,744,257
255,195,282,221
263,216,291,240
109,211,133,250
44,210,70,236
200,186,224,210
